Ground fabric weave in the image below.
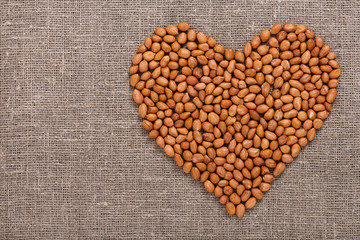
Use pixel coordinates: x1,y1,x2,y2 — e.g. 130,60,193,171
1,0,359,239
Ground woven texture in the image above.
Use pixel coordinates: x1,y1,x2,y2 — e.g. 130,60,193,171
1,0,359,239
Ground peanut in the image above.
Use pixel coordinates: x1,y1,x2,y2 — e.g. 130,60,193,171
130,23,340,219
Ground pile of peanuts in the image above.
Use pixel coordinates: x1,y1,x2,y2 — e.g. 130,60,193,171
130,23,339,218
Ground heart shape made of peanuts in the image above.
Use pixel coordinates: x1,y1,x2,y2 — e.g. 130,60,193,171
130,22,340,218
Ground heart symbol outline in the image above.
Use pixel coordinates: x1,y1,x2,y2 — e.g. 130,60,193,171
130,23,340,218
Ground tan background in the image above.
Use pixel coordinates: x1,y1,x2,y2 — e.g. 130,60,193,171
1,0,359,239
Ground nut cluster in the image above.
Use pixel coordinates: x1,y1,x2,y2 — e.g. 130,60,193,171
130,22,339,218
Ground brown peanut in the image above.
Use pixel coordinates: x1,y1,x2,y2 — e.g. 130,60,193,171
130,23,339,219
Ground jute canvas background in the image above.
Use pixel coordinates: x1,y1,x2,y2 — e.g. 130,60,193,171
1,0,359,239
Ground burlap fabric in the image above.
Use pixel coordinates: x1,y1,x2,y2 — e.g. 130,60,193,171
1,0,359,239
